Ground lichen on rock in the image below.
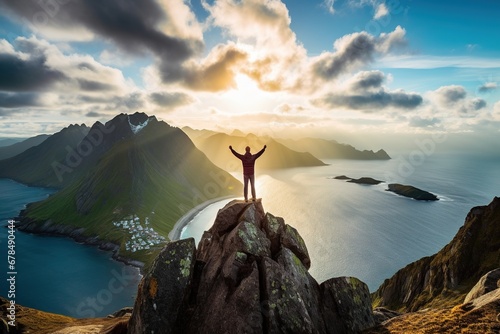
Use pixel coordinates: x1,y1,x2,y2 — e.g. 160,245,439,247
128,200,374,334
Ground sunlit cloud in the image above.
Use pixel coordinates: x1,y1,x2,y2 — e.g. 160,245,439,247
0,0,498,138
309,26,407,86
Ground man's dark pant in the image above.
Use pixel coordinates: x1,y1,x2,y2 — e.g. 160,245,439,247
243,174,256,201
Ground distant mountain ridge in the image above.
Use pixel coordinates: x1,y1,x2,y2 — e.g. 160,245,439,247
0,124,89,187
183,128,390,162
184,130,326,173
0,134,50,160
277,137,391,160
0,138,22,147
15,112,242,265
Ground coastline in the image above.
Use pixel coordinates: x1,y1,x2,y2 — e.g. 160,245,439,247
14,195,237,273
168,195,236,241
14,213,146,270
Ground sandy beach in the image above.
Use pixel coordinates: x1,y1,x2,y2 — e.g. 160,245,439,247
168,195,236,241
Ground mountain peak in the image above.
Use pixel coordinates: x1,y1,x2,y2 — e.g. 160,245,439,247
230,129,246,137
128,114,149,134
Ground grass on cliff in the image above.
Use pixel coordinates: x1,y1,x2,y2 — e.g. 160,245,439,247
23,124,242,265
364,301,500,334
0,297,129,334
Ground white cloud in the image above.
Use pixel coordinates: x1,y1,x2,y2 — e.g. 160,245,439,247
494,101,500,119
203,0,296,49
157,0,203,41
0,39,16,54
323,0,336,14
466,44,478,52
309,26,407,87
99,49,134,67
312,70,423,112
428,85,487,118
374,3,389,19
478,82,497,93
0,36,197,120
432,85,467,106
377,55,500,69
408,116,441,128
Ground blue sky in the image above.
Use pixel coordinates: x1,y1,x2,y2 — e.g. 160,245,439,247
0,0,498,149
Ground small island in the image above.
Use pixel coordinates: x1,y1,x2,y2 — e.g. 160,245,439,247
333,176,439,201
333,175,383,185
348,177,383,185
387,183,439,201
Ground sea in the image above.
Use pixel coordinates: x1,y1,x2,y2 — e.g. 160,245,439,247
182,152,500,291
0,178,142,318
1,152,499,318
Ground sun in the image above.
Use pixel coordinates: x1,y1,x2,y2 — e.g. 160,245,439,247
221,73,277,114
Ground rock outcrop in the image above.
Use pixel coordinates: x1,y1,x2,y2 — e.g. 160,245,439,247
372,307,402,325
372,197,500,312
128,200,375,334
464,268,500,304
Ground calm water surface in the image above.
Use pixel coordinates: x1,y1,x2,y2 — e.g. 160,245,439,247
0,179,142,318
182,153,500,291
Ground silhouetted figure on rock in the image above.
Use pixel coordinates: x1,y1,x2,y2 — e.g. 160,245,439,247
229,145,266,202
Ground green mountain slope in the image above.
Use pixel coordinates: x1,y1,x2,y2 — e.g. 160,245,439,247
277,137,390,160
0,124,89,188
0,134,50,160
20,114,242,264
187,132,326,173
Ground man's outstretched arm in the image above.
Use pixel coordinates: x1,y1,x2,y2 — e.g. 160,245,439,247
229,145,244,159
254,145,266,159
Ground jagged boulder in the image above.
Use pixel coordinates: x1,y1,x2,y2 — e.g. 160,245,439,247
464,268,500,303
321,277,375,332
129,200,374,334
128,238,196,334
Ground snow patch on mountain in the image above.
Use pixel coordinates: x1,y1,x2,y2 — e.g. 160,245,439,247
128,116,149,134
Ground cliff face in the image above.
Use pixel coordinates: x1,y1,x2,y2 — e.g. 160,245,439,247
373,197,500,312
128,200,375,334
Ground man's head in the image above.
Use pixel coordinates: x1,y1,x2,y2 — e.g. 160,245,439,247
245,146,251,153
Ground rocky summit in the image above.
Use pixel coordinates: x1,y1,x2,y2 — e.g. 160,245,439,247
128,200,375,334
